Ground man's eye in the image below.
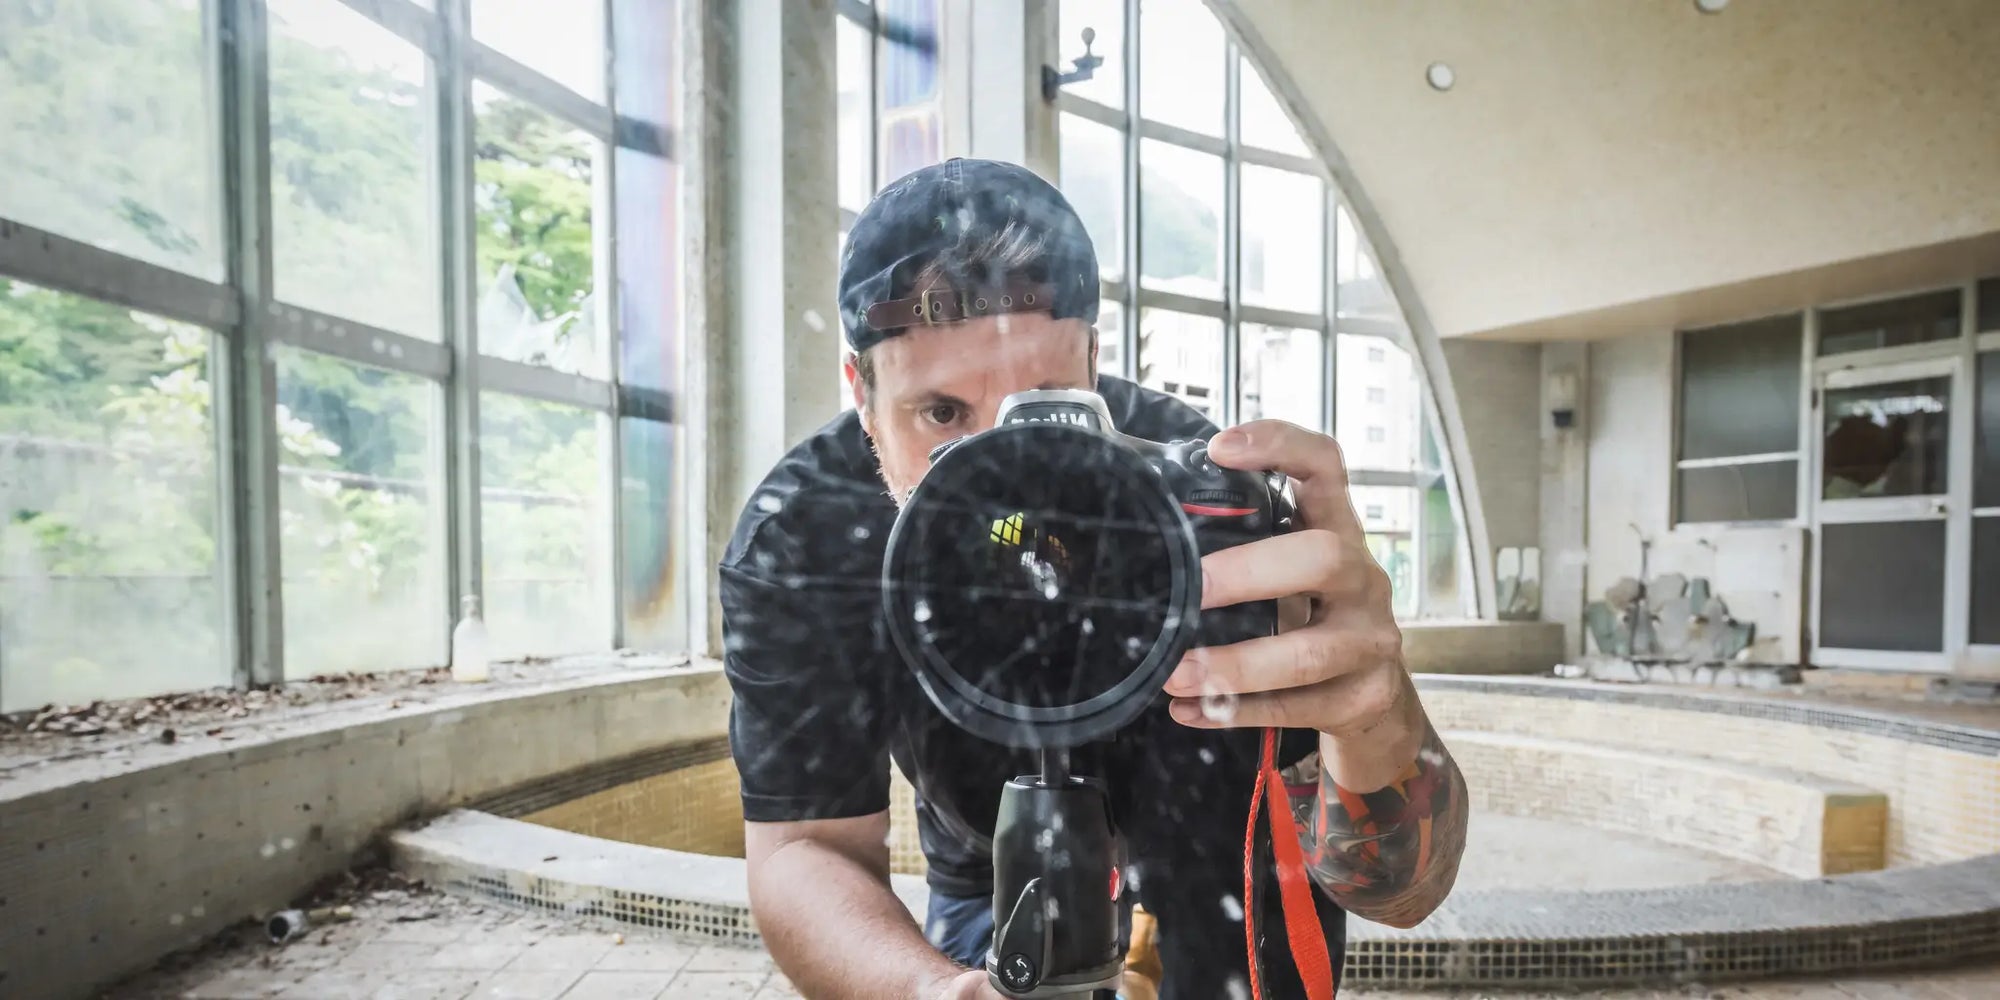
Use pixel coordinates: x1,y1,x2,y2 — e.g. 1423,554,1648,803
923,404,961,426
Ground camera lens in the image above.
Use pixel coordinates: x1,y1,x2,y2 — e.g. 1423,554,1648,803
882,423,1201,748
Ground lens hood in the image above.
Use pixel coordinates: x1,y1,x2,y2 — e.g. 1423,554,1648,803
881,421,1203,749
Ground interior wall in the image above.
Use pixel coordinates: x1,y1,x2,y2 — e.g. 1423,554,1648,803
1584,332,1807,664
1439,338,1542,557
1225,0,2000,340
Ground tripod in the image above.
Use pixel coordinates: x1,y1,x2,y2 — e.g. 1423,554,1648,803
986,749,1125,999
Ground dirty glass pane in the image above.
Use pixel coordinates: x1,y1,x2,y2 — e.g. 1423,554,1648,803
0,280,225,711
1240,165,1322,314
1821,376,1951,499
1139,0,1223,136
1975,516,2000,646
0,0,223,279
472,0,605,101
610,0,674,127
1136,309,1223,421
1819,289,1961,356
1240,325,1323,431
1139,140,1222,299
615,147,677,390
1977,352,2000,508
1335,205,1399,325
1819,520,1945,652
479,393,612,659
269,0,439,339
1059,0,1123,109
1060,113,1125,283
1240,58,1310,157
1678,314,1801,460
1353,485,1418,618
473,82,603,376
275,348,445,675
1677,460,1798,523
1979,278,2000,334
1095,300,1125,377
1337,333,1419,472
837,16,874,211
621,416,684,651
879,0,942,186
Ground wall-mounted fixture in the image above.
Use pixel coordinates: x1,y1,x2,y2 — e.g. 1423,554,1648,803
1426,62,1455,92
1043,27,1104,102
1548,368,1579,430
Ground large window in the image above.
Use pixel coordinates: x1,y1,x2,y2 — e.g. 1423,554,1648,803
1674,314,1803,524
1051,0,1469,618
836,0,947,409
0,0,685,709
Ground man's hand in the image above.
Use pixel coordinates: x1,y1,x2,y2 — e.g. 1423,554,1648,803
1162,420,1406,759
925,970,1005,999
1160,419,1469,928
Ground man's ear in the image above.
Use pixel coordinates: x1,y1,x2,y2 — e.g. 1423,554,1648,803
843,355,871,431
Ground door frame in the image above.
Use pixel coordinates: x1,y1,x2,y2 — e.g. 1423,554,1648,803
1807,295,1977,672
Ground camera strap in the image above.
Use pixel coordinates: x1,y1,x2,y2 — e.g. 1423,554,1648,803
1241,726,1337,1000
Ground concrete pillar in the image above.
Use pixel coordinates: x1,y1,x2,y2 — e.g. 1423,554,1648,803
684,0,843,654
1540,341,1590,659
942,0,1061,178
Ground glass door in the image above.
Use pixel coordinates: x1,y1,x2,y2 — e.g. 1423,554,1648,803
1973,349,2000,666
1812,357,1960,670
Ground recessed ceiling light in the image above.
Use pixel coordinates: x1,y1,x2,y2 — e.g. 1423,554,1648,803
1426,62,1455,91
1695,0,1729,12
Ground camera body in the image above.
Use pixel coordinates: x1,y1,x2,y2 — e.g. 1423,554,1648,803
884,388,1297,997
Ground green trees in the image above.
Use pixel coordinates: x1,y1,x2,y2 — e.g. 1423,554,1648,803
0,0,606,703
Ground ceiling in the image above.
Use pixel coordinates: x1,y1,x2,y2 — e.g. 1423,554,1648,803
1225,0,2000,340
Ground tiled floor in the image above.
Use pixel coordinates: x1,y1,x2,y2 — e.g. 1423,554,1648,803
105,887,802,1000
108,888,2000,1000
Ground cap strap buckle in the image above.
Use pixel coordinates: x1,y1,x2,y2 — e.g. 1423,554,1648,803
866,280,1058,333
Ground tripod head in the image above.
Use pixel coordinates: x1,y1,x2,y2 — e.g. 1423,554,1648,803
987,749,1124,998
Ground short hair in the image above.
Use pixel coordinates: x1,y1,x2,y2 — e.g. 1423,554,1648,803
852,221,1092,399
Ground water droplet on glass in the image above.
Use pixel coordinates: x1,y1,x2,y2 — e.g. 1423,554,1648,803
1162,614,1181,631
1220,894,1244,922
1045,897,1062,920
1050,813,1065,831
1041,580,1059,600
1035,829,1055,851
1198,747,1216,765
1125,636,1144,657
755,494,782,514
802,309,826,332
1225,975,1251,1000
1080,618,1095,636
1200,681,1238,724
850,525,871,541
913,600,932,623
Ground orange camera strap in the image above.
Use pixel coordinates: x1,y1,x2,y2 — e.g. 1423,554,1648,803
1242,726,1338,1000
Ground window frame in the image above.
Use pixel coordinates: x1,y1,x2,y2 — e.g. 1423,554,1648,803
1669,311,1808,527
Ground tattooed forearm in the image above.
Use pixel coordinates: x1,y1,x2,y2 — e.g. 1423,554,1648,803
1283,724,1469,927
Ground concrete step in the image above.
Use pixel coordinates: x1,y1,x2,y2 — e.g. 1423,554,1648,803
1443,728,1887,877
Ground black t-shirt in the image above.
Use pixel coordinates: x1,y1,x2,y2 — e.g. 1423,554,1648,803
719,374,1347,999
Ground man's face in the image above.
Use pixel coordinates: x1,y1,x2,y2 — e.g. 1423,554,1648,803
850,312,1097,504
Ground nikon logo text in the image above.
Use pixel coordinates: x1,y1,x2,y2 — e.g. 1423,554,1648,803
1011,411,1093,426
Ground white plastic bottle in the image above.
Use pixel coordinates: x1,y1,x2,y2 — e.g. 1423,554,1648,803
451,594,490,683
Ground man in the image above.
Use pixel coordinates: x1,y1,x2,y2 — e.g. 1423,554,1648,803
720,158,1470,999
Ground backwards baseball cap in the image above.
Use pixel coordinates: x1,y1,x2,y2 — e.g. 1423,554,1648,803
838,158,1100,354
